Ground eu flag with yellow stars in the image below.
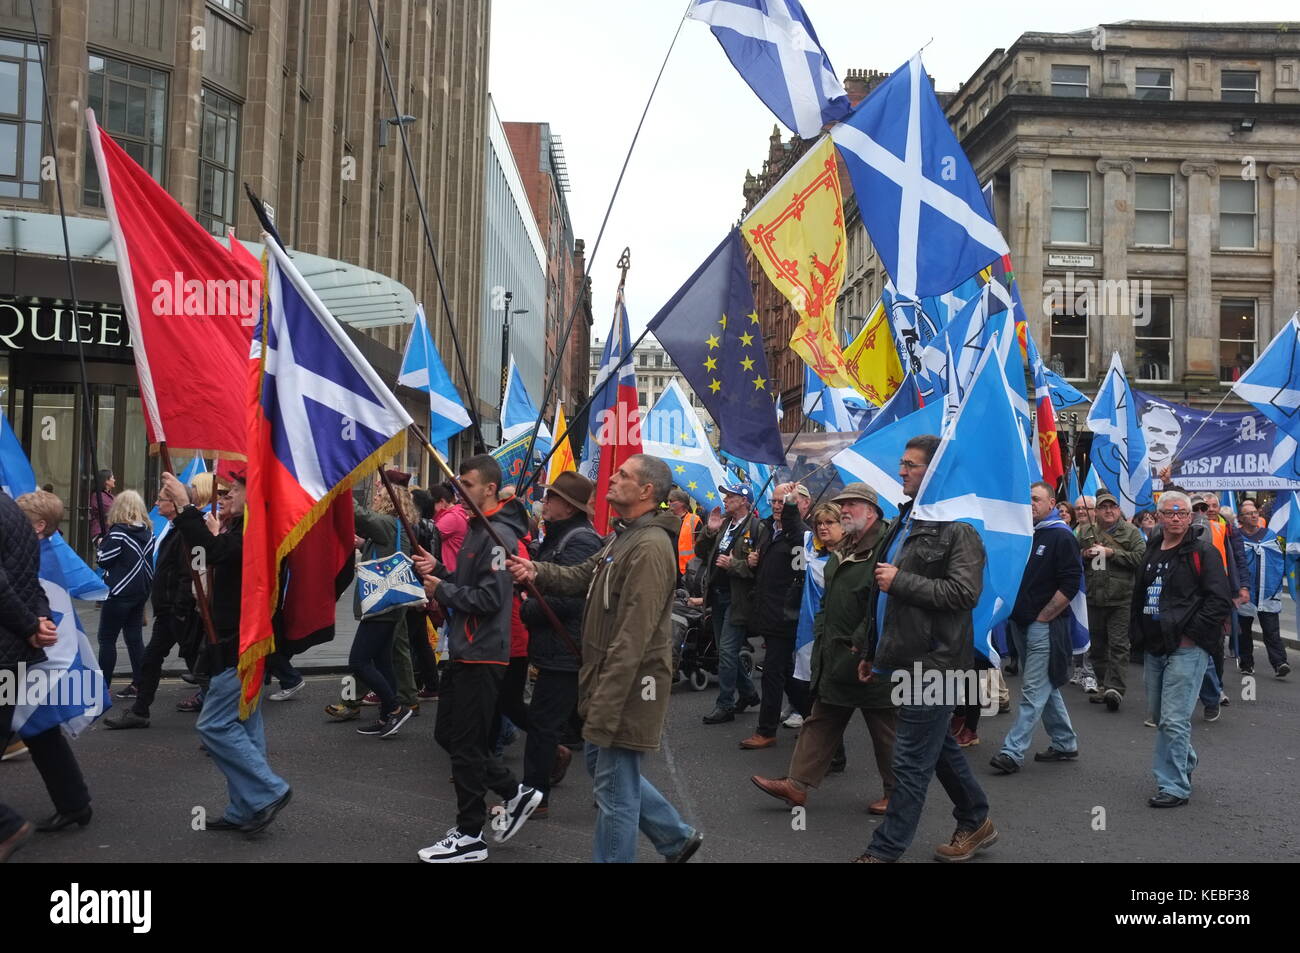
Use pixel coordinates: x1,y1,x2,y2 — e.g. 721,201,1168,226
647,228,785,465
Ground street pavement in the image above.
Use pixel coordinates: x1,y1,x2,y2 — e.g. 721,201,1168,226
5,635,1296,863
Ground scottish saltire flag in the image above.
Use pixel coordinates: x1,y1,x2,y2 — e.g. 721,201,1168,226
831,54,1009,300
150,454,206,540
1086,353,1153,519
1,409,108,601
1043,363,1089,410
1033,513,1090,653
1267,491,1300,600
689,0,851,140
1233,314,1300,478
1066,466,1081,505
241,234,413,715
583,295,642,533
399,303,471,455
794,531,828,681
722,450,777,519
803,364,871,432
913,339,1034,662
13,537,108,739
832,398,944,520
643,378,731,512
648,229,785,464
1081,462,1102,499
492,360,553,499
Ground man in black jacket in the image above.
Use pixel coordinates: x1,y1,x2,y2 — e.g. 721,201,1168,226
1132,491,1233,807
519,472,603,816
739,483,808,750
162,470,291,835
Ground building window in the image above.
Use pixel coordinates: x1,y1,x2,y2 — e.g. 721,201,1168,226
1220,70,1259,103
1050,171,1089,244
637,353,647,368
638,390,647,406
0,38,44,199
1135,296,1173,382
1050,301,1089,381
1051,65,1088,98
84,53,168,206
1220,178,1256,249
1220,299,1256,382
197,87,240,237
1134,174,1172,246
1135,68,1172,101
211,0,248,18
655,353,663,368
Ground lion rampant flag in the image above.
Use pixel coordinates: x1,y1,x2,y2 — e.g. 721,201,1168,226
841,297,905,407
742,136,854,389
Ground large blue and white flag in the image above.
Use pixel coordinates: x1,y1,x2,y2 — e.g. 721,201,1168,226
12,536,108,739
689,0,851,140
1081,461,1102,498
1233,312,1300,482
803,363,872,433
1267,491,1300,600
399,303,472,455
1086,352,1154,518
1,409,108,601
912,337,1034,662
493,356,551,492
832,399,944,520
643,378,731,512
831,54,1009,300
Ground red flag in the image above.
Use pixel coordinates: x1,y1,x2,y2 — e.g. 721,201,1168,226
88,109,254,457
589,296,642,534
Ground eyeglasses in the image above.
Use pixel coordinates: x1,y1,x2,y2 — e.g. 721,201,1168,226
898,459,927,470
1158,510,1191,519
814,519,838,527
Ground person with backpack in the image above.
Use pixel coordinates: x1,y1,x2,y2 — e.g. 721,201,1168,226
94,490,156,701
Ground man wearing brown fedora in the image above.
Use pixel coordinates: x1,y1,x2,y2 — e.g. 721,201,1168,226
518,471,604,816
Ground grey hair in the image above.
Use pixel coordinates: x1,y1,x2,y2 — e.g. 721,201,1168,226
630,454,673,504
1158,491,1192,512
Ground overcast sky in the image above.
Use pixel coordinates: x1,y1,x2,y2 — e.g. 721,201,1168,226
489,1,1298,342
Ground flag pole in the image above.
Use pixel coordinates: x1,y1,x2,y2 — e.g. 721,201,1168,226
1167,387,1238,473
409,422,582,659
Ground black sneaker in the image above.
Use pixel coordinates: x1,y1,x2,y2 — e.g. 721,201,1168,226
356,719,387,736
1203,705,1220,723
702,708,735,724
735,694,761,713
665,830,704,863
1277,663,1291,678
492,784,542,843
989,753,1020,774
378,706,413,738
1033,747,1079,762
114,684,138,699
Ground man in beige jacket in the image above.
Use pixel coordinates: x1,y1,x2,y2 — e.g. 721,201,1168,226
508,454,702,863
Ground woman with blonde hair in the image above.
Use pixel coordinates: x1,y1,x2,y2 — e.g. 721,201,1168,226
95,489,156,700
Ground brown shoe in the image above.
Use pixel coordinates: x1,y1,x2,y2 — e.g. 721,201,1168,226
739,734,776,750
550,745,573,786
0,821,33,863
867,797,889,815
750,775,806,807
934,818,998,862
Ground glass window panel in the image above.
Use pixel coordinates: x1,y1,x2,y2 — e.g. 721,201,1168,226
1135,212,1170,246
0,180,17,197
1221,216,1254,249
1220,300,1256,340
28,388,76,517
1135,340,1171,382
150,88,166,143
1052,65,1087,83
126,88,145,137
0,39,22,57
1052,171,1088,207
201,108,216,159
1221,71,1258,103
0,122,16,176
1051,311,1088,337
1137,297,1172,337
1049,338,1087,380
23,119,40,175
1051,210,1087,243
122,392,147,495
107,81,127,131
105,57,128,78
0,61,19,115
1220,179,1254,214
151,71,165,89
1136,174,1171,210
25,60,42,118
21,182,36,199
88,55,104,74
88,72,102,107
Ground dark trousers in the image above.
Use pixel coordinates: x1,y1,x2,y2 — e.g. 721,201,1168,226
407,609,440,693
756,633,796,737
866,703,988,862
522,667,579,795
349,618,398,717
0,702,91,838
1239,612,1287,672
1087,602,1131,695
491,656,531,743
786,677,812,718
96,594,147,690
434,661,518,837
265,652,302,689
133,613,196,717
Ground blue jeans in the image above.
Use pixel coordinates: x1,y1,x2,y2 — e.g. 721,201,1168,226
1145,647,1209,799
1199,659,1222,708
96,594,147,690
196,668,290,824
1001,620,1078,763
584,743,694,863
866,703,988,862
712,593,755,711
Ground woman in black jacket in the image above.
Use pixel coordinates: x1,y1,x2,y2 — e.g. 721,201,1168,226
94,490,156,701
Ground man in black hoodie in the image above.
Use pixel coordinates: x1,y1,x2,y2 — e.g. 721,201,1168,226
162,470,291,835
739,483,808,750
414,455,541,863
519,472,602,816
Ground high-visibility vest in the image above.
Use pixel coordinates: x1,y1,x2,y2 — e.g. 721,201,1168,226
1206,519,1228,571
677,512,701,575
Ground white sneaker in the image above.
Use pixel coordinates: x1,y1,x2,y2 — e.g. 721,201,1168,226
1143,718,1157,728
492,784,542,843
1068,670,1083,686
782,712,804,729
1082,676,1099,694
418,828,488,863
269,680,306,702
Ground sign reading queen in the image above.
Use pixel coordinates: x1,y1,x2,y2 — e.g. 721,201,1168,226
1134,390,1300,491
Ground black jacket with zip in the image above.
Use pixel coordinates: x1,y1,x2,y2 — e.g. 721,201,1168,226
520,513,603,672
748,499,809,638
1129,523,1233,657
176,505,242,675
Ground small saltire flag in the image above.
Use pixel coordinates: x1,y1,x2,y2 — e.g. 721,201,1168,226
830,54,1009,300
688,0,851,140
912,336,1034,662
1267,491,1300,601
1,409,108,601
1066,465,1081,506
1233,311,1300,449
742,137,855,389
493,357,553,497
399,303,471,456
546,402,577,485
803,363,872,433
832,398,945,520
722,450,777,519
241,234,413,716
643,378,732,512
648,229,784,465
1081,462,1102,499
840,298,905,407
12,536,109,739
1086,353,1154,519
